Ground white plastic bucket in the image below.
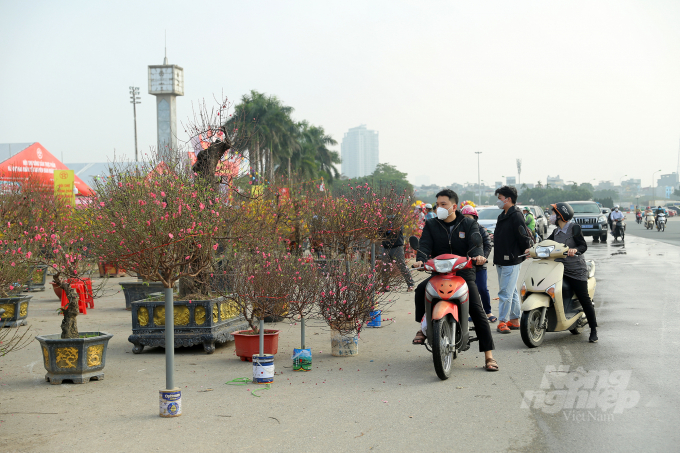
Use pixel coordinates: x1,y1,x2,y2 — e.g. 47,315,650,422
331,329,359,356
252,354,275,383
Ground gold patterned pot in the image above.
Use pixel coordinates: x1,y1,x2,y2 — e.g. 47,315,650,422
0,295,32,328
128,297,248,354
35,332,113,385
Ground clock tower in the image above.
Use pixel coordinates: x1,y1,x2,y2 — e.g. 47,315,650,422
148,53,184,160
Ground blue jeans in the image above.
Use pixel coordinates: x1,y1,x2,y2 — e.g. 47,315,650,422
475,269,492,315
496,264,522,322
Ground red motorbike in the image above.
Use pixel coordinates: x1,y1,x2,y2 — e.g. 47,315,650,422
410,236,478,380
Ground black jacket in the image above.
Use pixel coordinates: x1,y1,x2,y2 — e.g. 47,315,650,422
476,224,492,270
493,205,533,266
416,213,484,264
379,224,404,249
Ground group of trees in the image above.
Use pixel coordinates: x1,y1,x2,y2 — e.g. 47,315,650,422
226,90,341,185
517,183,594,207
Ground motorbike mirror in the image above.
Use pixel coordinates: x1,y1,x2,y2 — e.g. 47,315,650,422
409,236,419,251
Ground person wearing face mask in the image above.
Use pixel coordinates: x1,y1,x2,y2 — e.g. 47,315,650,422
610,205,624,235
492,186,533,334
412,189,498,371
540,202,598,342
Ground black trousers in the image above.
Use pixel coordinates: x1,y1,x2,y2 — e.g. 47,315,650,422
415,269,495,352
563,275,598,329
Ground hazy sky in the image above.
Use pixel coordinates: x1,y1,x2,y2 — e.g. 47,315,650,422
2,0,679,188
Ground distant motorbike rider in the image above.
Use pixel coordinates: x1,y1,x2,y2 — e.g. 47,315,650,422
424,203,437,220
543,202,599,342
610,205,624,235
522,207,536,234
655,206,665,227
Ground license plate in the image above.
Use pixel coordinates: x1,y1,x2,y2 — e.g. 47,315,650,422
581,225,593,228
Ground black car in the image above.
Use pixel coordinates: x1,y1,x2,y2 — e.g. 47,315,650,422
567,201,609,242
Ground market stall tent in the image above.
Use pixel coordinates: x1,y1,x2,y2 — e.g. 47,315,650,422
0,143,93,196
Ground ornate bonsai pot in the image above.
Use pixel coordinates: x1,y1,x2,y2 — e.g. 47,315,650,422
128,296,248,354
0,295,32,327
120,281,168,310
35,331,114,384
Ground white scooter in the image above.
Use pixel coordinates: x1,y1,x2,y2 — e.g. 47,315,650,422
645,213,655,230
519,240,596,348
657,212,666,232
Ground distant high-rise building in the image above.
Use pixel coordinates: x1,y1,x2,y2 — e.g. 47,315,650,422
495,181,503,189
506,176,516,186
341,125,379,178
547,175,565,188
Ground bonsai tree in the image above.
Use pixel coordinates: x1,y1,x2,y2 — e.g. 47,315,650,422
0,173,98,339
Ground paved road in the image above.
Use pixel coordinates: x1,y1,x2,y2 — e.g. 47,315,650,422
1,235,679,452
622,215,680,247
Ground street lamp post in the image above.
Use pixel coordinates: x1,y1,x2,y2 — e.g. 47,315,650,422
129,87,141,162
475,152,482,205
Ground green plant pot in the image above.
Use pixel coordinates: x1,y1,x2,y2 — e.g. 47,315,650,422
35,332,114,384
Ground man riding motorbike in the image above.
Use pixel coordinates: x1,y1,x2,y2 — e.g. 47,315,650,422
522,206,536,235
656,206,665,227
412,189,498,371
610,205,624,235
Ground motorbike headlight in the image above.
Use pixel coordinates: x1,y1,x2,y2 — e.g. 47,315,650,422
434,259,455,273
535,245,555,259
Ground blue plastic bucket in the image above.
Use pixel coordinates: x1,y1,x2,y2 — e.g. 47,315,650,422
366,310,382,328
292,348,312,371
252,354,275,384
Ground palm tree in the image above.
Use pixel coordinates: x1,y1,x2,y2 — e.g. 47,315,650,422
226,90,340,185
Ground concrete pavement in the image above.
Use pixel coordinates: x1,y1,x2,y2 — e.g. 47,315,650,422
1,234,679,452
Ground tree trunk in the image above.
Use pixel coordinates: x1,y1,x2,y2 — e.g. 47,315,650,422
57,276,79,339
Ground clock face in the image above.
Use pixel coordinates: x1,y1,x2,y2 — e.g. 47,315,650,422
149,66,174,94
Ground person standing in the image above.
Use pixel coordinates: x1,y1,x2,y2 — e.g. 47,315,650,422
493,186,533,334
378,217,415,291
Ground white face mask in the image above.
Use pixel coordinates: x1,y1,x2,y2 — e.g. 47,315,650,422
549,214,557,225
436,207,450,220
496,198,506,209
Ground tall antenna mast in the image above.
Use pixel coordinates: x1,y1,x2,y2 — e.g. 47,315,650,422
163,30,168,64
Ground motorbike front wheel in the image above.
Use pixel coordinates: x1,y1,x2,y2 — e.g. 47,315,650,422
431,318,455,380
521,309,546,348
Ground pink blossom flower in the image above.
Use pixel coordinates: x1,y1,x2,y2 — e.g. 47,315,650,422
213,244,218,250
169,233,174,239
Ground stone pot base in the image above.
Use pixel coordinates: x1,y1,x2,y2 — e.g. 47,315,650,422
46,371,105,385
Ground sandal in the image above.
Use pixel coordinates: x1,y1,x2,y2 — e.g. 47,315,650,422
487,315,498,323
485,358,499,372
412,330,426,345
